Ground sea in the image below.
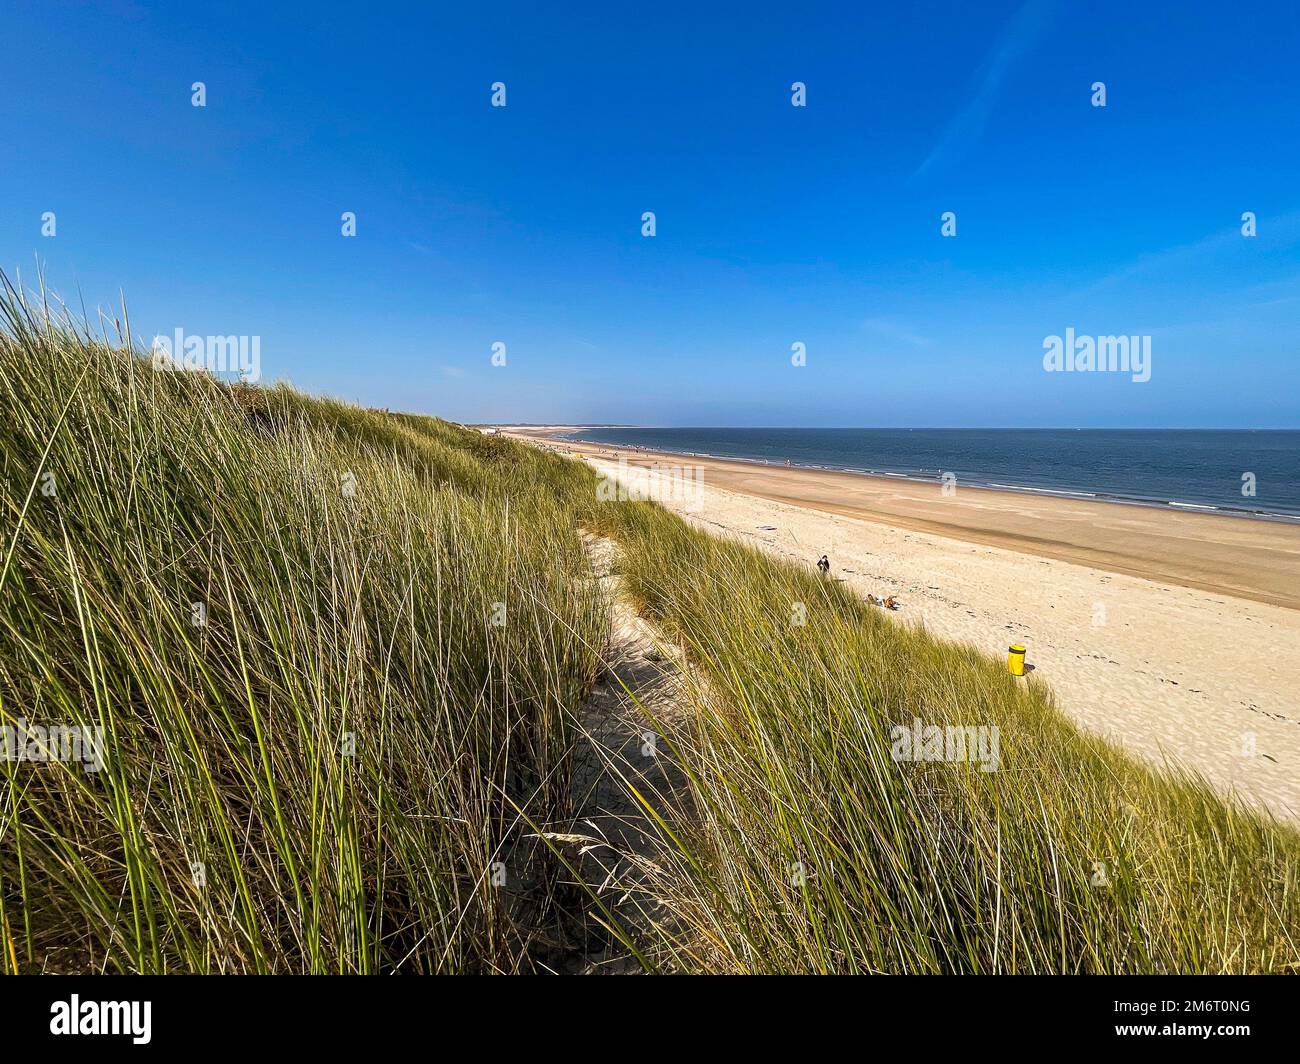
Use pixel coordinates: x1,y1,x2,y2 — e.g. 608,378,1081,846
564,428,1300,521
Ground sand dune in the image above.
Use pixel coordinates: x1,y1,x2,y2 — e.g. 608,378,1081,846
509,429,1300,822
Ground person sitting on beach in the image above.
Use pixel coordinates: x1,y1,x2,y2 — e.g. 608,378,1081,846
817,555,830,576
884,595,899,610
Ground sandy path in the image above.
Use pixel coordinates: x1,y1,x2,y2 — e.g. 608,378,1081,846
579,454,1300,824
562,534,692,972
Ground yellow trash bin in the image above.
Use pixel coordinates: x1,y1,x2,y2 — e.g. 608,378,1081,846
1007,644,1026,676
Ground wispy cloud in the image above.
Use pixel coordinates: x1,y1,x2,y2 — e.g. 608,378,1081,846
862,317,932,348
1077,208,1300,296
914,0,1055,179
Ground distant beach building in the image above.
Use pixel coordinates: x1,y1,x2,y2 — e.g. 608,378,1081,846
479,427,499,435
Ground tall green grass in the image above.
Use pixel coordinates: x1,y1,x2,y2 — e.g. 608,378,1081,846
4,280,1296,975
0,284,605,972
586,500,1300,973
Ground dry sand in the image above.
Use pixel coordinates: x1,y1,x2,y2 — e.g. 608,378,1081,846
506,427,1300,823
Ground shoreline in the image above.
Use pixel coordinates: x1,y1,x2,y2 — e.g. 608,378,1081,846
555,430,1300,525
504,426,1300,821
504,426,1300,613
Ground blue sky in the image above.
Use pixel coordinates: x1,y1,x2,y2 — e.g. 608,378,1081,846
3,0,1298,427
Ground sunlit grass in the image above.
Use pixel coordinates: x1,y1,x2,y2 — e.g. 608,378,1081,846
0,281,605,972
585,500,1300,973
3,277,1296,975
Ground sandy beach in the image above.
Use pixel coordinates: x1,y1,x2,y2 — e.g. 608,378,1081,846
507,426,1300,822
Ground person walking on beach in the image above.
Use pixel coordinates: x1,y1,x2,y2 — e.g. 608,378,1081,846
817,554,830,577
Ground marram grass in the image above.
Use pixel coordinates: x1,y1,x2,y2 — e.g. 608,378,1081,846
2,281,1297,974
584,501,1300,973
0,283,604,972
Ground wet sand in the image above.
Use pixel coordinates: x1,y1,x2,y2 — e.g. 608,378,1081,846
505,426,1300,612
505,425,1300,821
